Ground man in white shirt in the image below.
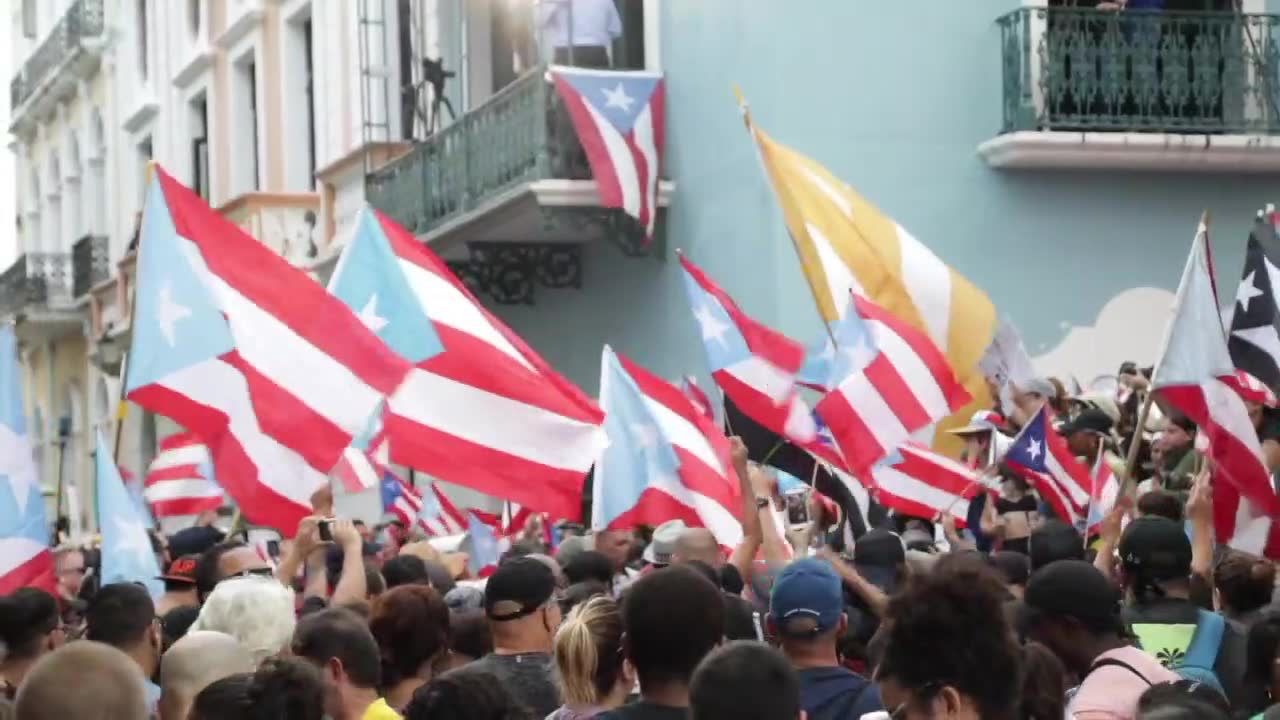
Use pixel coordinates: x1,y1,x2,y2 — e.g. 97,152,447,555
536,0,622,68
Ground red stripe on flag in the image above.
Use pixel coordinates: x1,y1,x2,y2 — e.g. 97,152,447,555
622,129,651,230
149,496,223,518
0,549,55,596
552,75,625,208
857,296,971,409
862,354,932,433
145,465,204,485
815,389,886,476
158,432,204,451
605,487,706,533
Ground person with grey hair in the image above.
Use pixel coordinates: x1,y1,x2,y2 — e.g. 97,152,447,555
159,631,256,720
190,575,298,664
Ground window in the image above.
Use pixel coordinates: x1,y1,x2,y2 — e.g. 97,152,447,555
190,94,209,200
285,16,317,189
232,55,260,194
136,0,149,81
21,0,36,38
304,19,316,186
66,132,81,240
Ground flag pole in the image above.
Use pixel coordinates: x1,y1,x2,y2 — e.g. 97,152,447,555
731,87,840,351
111,161,155,465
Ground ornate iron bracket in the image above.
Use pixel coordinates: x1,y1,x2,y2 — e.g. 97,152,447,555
539,206,655,258
447,243,583,305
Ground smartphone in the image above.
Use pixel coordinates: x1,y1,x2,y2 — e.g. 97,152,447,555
784,489,810,527
266,540,281,558
318,518,334,542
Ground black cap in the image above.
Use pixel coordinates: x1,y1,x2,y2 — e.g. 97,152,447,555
1023,560,1120,631
989,551,1031,587
1058,408,1114,437
1118,516,1192,582
1029,519,1084,571
853,529,905,591
484,557,557,621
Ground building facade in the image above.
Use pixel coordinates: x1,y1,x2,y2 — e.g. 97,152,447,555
8,0,1280,532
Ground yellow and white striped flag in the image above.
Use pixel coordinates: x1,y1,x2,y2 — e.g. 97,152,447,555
744,110,997,456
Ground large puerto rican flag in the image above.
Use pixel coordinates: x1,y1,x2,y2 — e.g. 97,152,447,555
550,66,665,241
144,432,223,518
869,441,980,527
329,209,606,521
1005,406,1092,526
594,347,742,548
0,326,55,595
1154,221,1280,558
125,168,414,534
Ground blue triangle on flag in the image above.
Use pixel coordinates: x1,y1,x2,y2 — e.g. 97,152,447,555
557,69,660,135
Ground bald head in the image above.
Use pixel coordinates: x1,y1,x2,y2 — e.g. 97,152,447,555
674,528,723,568
159,631,256,720
15,641,147,720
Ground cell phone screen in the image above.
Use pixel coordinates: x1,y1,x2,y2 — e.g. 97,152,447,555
785,491,810,526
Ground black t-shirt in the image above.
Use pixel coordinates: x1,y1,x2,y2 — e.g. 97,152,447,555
597,702,687,720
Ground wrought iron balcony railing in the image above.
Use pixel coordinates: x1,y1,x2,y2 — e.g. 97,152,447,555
72,234,109,299
997,8,1280,135
10,0,106,112
0,254,73,318
366,66,595,236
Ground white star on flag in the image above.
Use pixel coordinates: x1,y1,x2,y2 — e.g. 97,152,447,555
111,515,154,563
602,83,635,112
1027,439,1043,462
1237,270,1265,313
694,303,731,348
156,283,192,347
358,294,389,333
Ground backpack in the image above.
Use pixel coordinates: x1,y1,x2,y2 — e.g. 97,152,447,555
1131,609,1225,694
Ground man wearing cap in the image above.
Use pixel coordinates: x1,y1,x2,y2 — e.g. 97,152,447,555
768,558,883,720
155,555,200,616
470,556,563,717
642,520,687,568
1118,516,1248,707
1023,560,1180,719
1060,408,1124,482
949,410,1010,553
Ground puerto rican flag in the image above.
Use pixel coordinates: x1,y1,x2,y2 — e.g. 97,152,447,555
329,209,606,521
869,441,980,527
593,347,742,548
144,432,223,518
1154,222,1280,558
680,376,715,423
0,326,55,595
331,403,389,494
815,293,971,478
1085,450,1120,536
550,66,665,241
379,473,467,537
1005,407,1091,526
679,254,816,448
124,168,414,534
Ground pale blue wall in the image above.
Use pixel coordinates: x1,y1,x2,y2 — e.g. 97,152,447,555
494,1,1280,393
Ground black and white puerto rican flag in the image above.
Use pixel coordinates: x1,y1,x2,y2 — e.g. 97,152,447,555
1228,210,1280,391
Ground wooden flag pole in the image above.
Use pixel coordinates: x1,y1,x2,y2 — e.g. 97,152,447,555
110,161,155,465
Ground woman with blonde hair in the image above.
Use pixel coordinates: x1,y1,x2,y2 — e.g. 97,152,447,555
548,596,633,720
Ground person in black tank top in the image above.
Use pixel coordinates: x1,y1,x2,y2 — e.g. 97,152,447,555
982,469,1040,557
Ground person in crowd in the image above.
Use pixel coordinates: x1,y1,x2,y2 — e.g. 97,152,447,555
599,565,725,720
1135,680,1232,720
1135,490,1184,524
1243,397,1280,472
52,546,86,608
85,582,163,712
950,409,1009,553
445,610,494,669
403,668,536,720
1151,415,1199,501
1030,518,1086,571
13,641,149,720
549,595,633,720
592,529,638,595
1022,560,1180,719
723,590,763,641
364,563,387,599
875,559,1021,720
1020,642,1067,720
292,607,399,720
368,584,451,712
0,588,62,699
190,575,298,664
640,520,684,567
1062,408,1124,477
563,551,616,587
469,556,563,717
381,555,431,590
989,551,1031,600
1214,550,1277,625
156,554,201,616
246,656,329,720
189,673,253,720
982,465,1040,556
690,641,803,720
196,540,275,601
161,605,201,649
767,558,883,719
158,630,256,720
535,0,623,68
1245,612,1280,719
561,580,609,614
673,527,725,569
1119,516,1248,706
443,585,484,612
167,519,227,559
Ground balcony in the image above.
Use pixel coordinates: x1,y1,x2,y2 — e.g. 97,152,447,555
10,0,107,134
72,235,109,299
364,66,674,303
219,193,322,268
0,254,80,344
979,8,1280,171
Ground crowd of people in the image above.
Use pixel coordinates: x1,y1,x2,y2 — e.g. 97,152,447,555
1,367,1280,720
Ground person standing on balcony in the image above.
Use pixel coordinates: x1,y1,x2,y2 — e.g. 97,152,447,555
536,0,622,69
